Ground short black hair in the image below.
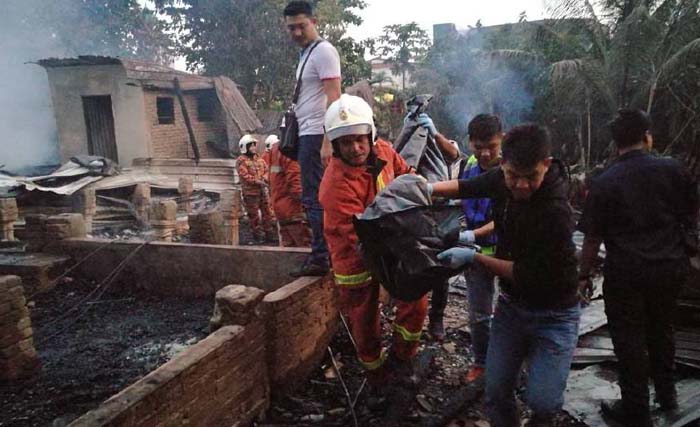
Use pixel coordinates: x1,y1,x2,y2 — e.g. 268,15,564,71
610,109,651,149
501,124,552,169
468,114,502,142
284,1,313,17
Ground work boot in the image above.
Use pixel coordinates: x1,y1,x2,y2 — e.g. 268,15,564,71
384,353,419,389
289,259,329,277
427,316,445,341
600,399,653,427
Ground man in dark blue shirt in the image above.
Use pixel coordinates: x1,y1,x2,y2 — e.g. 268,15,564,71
579,109,699,427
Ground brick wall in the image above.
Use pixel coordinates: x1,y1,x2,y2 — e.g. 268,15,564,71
145,89,228,159
68,325,269,427
261,275,339,396
0,275,40,381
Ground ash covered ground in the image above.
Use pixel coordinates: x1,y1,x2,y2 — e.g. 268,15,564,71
0,278,212,427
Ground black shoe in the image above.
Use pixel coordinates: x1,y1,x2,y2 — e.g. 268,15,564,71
601,399,653,427
289,261,328,277
427,317,445,341
657,394,678,411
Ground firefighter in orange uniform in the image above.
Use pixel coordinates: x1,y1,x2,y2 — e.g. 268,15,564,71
319,94,428,384
265,134,311,247
237,135,275,243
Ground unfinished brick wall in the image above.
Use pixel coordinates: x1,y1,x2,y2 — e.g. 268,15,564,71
261,275,339,395
0,275,39,381
69,325,269,427
145,90,227,159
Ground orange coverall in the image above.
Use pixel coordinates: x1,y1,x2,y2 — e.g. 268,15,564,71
319,139,428,372
237,154,274,240
268,144,311,247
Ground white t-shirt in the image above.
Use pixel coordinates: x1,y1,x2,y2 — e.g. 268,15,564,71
295,40,341,136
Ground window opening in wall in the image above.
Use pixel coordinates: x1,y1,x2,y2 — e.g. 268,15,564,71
197,92,216,122
157,97,175,124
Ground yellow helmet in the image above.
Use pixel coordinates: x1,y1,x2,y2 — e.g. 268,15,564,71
238,134,258,154
324,94,376,144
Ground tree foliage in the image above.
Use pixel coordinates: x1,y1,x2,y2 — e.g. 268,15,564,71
156,0,370,108
373,22,431,91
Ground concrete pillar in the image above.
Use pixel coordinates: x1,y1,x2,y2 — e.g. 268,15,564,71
132,183,151,223
72,187,96,233
150,200,177,242
219,189,241,246
0,275,40,381
178,177,194,215
0,198,18,241
188,211,225,245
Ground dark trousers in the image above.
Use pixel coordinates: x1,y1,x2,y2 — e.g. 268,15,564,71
603,259,688,415
298,134,329,266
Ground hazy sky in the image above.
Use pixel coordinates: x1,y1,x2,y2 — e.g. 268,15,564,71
346,0,548,41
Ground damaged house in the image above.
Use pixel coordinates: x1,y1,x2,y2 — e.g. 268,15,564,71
38,56,262,166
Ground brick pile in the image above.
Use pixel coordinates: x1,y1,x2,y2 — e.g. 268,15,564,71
68,325,269,427
149,200,177,242
23,213,86,251
131,184,151,223
0,275,39,381
0,198,18,241
219,189,240,245
178,176,194,214
188,211,225,245
72,188,97,232
261,275,339,395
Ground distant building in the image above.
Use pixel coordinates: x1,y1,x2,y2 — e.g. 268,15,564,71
370,57,415,90
39,56,261,166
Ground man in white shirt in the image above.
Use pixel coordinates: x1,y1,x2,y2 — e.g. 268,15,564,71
284,1,341,277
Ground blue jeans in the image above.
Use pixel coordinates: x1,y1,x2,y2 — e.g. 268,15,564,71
465,263,496,366
485,296,580,427
298,134,329,266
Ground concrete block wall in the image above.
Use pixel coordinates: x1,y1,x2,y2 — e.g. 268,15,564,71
69,325,269,427
22,213,86,251
0,276,40,381
145,90,227,159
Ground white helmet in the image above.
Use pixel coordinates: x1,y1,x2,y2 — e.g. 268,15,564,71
324,94,376,144
238,134,258,154
265,135,279,151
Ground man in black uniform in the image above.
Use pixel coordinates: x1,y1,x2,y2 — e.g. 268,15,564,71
579,109,699,427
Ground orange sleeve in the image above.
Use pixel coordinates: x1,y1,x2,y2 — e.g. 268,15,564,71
237,158,255,183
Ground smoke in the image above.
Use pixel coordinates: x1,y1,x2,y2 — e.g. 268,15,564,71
0,0,170,175
420,26,540,144
0,0,65,174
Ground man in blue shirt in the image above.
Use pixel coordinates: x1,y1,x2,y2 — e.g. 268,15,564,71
458,114,503,385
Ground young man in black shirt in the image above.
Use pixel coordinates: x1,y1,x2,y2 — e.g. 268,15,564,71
431,124,580,427
579,109,699,427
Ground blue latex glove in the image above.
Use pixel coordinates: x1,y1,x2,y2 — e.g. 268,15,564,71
437,247,476,269
415,113,438,136
459,230,475,244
